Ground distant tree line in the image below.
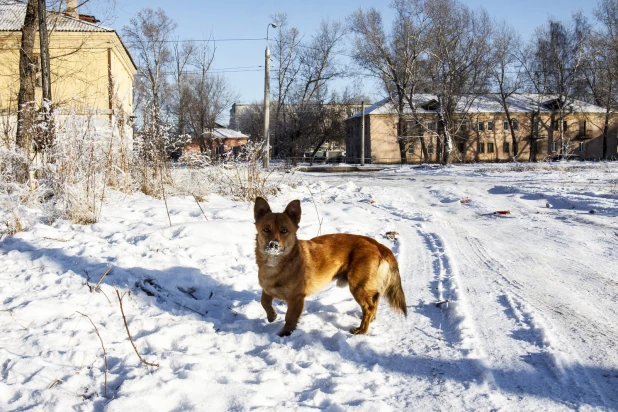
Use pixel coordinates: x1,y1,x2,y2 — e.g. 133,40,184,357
232,13,366,162
121,8,237,161
30,1,613,165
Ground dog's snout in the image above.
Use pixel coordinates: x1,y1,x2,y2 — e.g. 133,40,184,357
268,240,280,249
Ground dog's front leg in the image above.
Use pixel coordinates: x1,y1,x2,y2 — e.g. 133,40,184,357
278,296,305,337
260,290,277,322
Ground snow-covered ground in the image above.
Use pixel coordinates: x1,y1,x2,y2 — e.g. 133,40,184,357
1,162,617,411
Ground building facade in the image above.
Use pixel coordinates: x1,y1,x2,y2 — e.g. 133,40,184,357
0,0,136,146
345,94,617,164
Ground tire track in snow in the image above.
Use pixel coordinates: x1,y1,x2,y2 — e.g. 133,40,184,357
462,232,611,408
417,229,496,385
367,197,498,387
369,189,611,409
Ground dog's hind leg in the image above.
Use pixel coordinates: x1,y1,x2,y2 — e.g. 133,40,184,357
261,290,278,322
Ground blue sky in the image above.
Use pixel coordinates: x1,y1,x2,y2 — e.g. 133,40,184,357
91,0,597,121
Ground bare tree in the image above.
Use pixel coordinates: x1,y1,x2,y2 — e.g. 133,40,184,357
170,40,197,140
185,42,216,153
350,0,491,165
585,0,618,159
268,16,347,160
489,22,525,159
234,103,265,142
122,8,176,143
423,0,493,164
349,4,422,163
303,89,361,165
271,13,301,153
526,14,589,154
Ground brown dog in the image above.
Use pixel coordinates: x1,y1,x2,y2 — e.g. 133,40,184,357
254,197,407,336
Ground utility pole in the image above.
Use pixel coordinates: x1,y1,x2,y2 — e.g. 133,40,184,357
360,101,365,166
263,23,276,168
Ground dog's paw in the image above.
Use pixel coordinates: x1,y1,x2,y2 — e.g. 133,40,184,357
277,329,292,337
267,311,277,323
349,327,366,335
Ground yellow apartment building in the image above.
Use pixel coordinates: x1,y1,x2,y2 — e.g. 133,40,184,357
345,94,618,163
0,0,136,146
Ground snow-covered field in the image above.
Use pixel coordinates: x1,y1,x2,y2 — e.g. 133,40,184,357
1,162,617,411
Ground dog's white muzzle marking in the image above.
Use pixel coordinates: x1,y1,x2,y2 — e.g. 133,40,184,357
265,240,283,255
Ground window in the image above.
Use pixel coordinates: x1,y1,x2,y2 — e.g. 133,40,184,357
579,142,585,152
428,122,436,131
511,119,519,131
551,140,558,152
462,120,470,132
478,121,485,131
553,120,568,131
487,142,495,153
503,120,509,131
427,143,434,154
579,121,587,136
487,121,494,131
406,120,418,137
478,142,485,153
408,143,416,154
457,141,465,153
503,142,510,154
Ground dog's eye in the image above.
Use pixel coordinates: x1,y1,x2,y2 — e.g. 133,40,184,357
263,228,270,233
281,228,288,234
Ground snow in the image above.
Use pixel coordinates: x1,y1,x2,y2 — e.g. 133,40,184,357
1,162,618,411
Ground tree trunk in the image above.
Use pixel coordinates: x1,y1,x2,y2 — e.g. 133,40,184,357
397,113,407,164
37,0,54,151
419,136,429,164
529,112,537,162
15,0,38,154
503,106,518,159
602,104,610,160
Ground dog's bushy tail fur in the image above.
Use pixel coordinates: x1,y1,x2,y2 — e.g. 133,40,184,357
385,263,407,316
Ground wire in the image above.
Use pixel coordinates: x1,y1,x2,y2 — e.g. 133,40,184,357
133,66,269,76
123,37,266,44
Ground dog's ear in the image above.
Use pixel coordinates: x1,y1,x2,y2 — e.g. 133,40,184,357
284,200,301,226
254,197,272,221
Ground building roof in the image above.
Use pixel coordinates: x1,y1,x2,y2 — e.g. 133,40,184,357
0,0,112,32
347,93,607,120
212,128,249,140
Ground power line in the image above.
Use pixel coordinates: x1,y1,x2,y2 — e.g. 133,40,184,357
124,37,266,45
134,66,267,76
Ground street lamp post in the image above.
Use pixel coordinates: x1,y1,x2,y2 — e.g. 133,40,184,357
263,23,277,168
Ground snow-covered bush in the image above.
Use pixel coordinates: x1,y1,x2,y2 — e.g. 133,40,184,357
170,140,283,202
39,112,131,224
210,141,281,201
131,111,190,199
0,109,134,228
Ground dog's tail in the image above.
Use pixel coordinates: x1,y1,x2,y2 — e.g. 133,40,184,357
384,257,407,316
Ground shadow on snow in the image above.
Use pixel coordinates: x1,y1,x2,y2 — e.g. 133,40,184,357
2,237,617,410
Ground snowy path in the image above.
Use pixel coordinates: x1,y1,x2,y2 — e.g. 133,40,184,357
306,165,618,410
1,164,617,411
